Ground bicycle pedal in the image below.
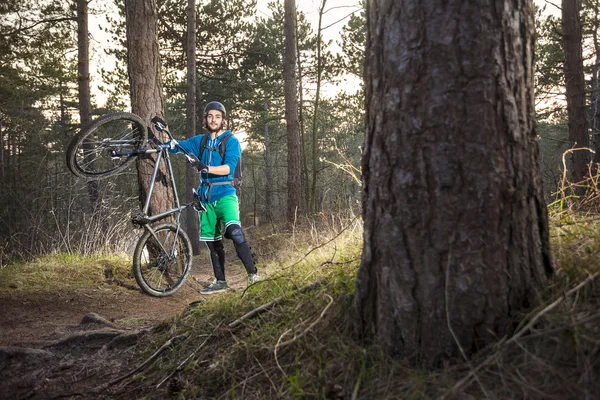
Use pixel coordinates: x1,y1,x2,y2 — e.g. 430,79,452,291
131,212,150,225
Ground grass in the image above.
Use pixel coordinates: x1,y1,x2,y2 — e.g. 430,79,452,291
0,252,132,293
90,212,597,400
2,212,599,399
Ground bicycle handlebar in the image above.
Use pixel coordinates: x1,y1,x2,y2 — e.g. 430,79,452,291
150,116,198,163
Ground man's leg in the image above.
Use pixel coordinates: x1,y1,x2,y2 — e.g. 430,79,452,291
199,204,228,294
217,195,259,281
225,224,257,275
205,240,225,281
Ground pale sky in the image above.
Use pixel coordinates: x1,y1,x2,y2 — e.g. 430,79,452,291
535,0,561,16
90,1,556,107
257,0,362,53
88,0,362,107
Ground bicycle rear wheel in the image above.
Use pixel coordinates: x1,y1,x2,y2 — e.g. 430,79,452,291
66,112,147,179
132,223,192,297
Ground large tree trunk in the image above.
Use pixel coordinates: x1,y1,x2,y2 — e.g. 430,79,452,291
284,0,301,223
125,0,173,215
354,0,553,367
562,0,589,184
186,0,200,255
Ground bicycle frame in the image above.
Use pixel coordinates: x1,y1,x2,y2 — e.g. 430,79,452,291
130,130,204,228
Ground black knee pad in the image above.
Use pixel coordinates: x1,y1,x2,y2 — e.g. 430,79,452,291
225,224,245,245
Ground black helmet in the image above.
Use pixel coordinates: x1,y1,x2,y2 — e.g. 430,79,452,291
204,101,226,118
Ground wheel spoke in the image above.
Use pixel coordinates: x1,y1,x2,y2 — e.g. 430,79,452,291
67,113,147,179
133,224,191,296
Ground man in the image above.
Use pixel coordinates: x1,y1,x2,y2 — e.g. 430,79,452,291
170,101,259,294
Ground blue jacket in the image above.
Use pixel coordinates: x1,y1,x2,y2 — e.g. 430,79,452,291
171,131,240,203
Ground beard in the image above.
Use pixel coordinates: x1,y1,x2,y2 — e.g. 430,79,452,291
206,122,223,133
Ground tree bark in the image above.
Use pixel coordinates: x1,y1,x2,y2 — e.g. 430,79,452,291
589,4,600,167
77,0,101,216
186,0,200,255
263,102,273,222
354,0,553,367
562,0,589,184
308,0,327,214
0,120,3,180
76,0,92,128
284,0,301,223
125,0,173,216
296,31,309,212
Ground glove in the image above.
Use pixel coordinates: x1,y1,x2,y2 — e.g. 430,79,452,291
166,138,178,149
191,160,208,172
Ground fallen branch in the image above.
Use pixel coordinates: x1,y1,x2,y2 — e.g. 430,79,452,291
228,280,323,329
320,257,360,267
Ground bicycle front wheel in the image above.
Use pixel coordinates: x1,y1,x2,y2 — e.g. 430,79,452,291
66,112,148,179
132,223,193,297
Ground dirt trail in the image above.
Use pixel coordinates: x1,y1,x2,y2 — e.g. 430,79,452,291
0,257,252,399
0,258,250,347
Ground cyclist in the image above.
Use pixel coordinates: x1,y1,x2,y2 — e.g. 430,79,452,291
169,101,259,294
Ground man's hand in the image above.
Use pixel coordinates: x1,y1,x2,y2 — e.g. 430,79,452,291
166,139,178,149
191,160,208,172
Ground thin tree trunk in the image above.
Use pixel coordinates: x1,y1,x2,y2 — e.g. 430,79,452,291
77,0,101,218
296,23,308,212
0,120,4,180
284,0,301,224
354,0,553,367
186,0,200,255
125,0,173,215
263,102,273,222
309,0,327,214
562,0,589,184
77,0,92,132
590,4,600,167
196,83,204,130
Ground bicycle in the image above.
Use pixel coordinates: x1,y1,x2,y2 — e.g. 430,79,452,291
66,112,204,297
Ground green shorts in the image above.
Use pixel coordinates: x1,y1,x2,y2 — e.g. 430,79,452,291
199,194,241,241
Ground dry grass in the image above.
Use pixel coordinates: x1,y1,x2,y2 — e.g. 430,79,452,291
95,210,600,400
4,206,596,399
0,253,132,293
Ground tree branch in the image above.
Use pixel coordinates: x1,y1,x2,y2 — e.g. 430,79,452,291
3,16,76,36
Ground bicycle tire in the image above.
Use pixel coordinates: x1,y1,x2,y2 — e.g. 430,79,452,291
66,112,148,179
132,223,193,297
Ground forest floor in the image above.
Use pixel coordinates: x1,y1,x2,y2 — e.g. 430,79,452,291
0,255,253,399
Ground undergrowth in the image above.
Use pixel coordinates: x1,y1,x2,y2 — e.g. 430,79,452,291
100,212,599,400
0,253,131,293
2,209,598,399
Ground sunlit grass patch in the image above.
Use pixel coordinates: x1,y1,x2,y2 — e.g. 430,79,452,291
0,252,131,293
549,213,600,277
